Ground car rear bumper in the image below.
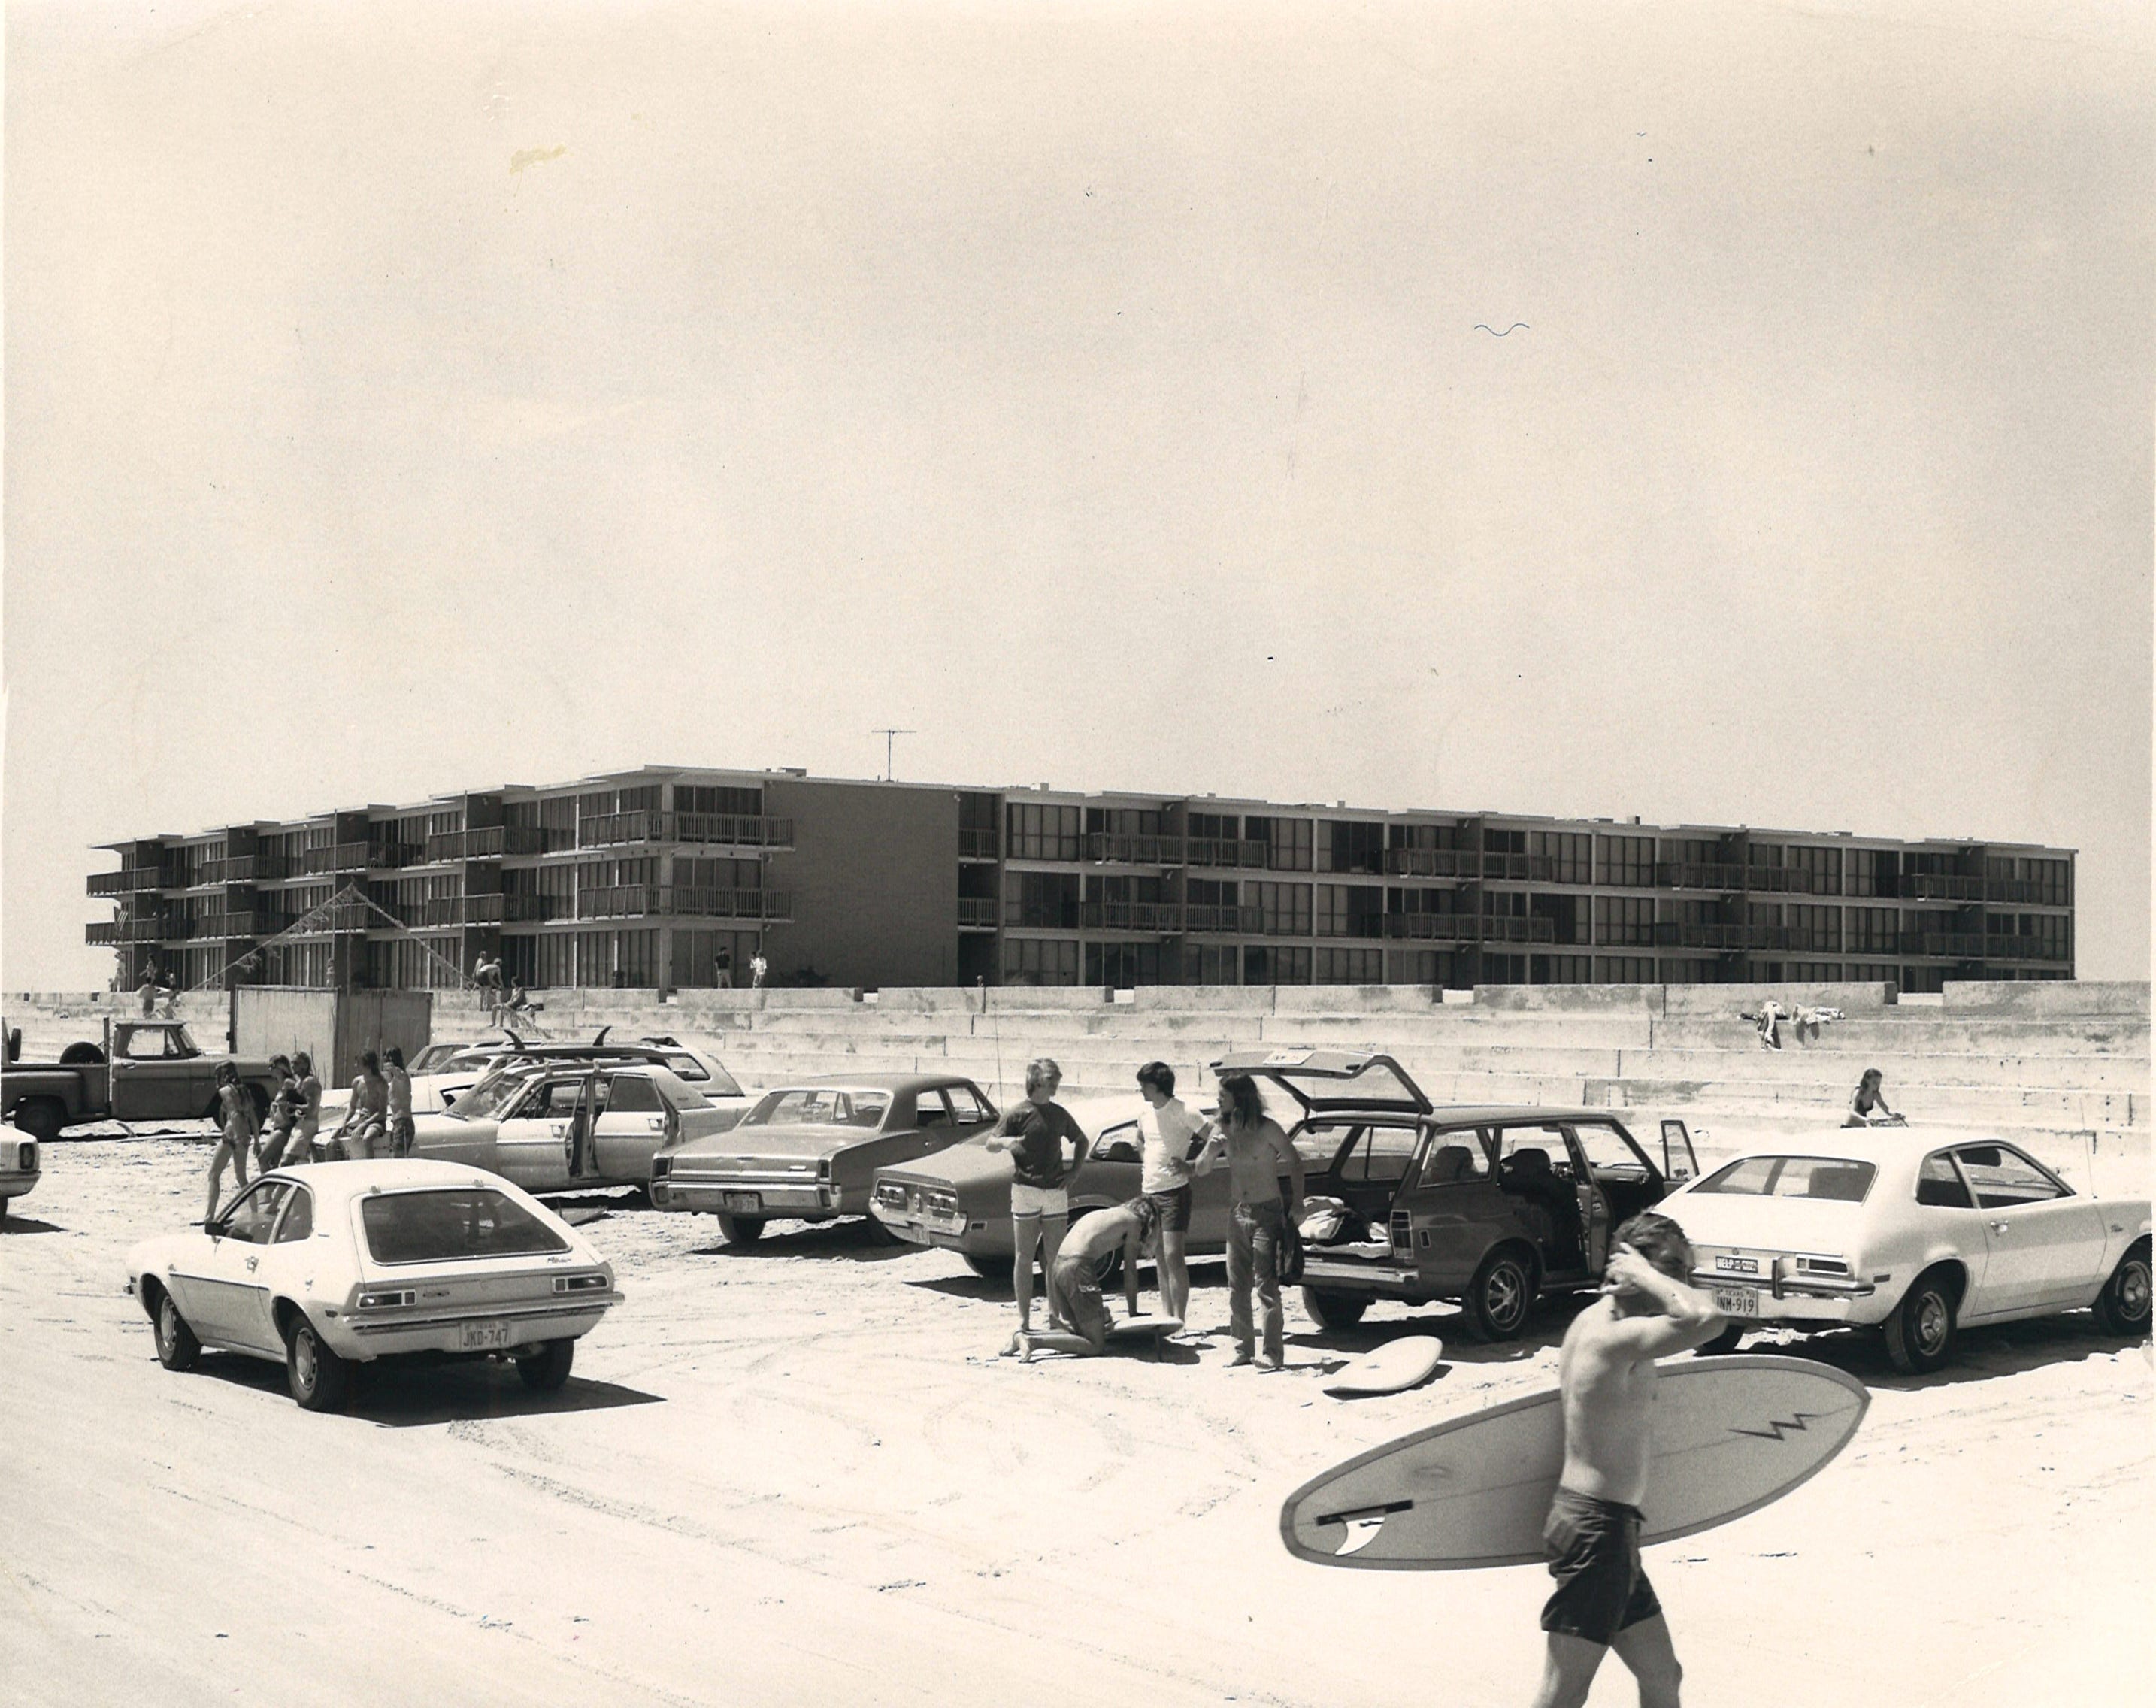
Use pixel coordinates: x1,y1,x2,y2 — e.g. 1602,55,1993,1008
1299,1255,1419,1298
330,1297,621,1359
657,1178,836,1215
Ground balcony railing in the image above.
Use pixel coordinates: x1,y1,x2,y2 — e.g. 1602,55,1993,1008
419,895,507,928
1739,866,1815,895
577,885,791,921
1086,833,1186,866
87,868,162,898
1478,853,1555,883
1184,903,1264,934
300,841,370,875
1901,930,1986,957
1900,874,1985,901
1185,837,1270,870
1652,922,1782,951
958,828,1001,861
286,901,371,935
1004,902,1083,930
1383,848,1479,879
958,896,999,928
368,842,432,871
503,894,565,923
1081,900,1188,933
435,825,565,860
1656,862,1748,891
1986,935,2065,962
1316,916,1387,940
85,921,118,945
577,811,795,851
1383,913,1559,943
116,915,171,943
201,856,253,885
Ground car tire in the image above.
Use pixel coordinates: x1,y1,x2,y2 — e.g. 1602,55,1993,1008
13,1099,63,1145
716,1212,765,1246
286,1317,352,1411
1302,1286,1369,1331
1462,1248,1537,1342
516,1338,576,1392
860,1212,900,1247
152,1287,201,1372
963,1252,1006,1283
2092,1240,2151,1338
1697,1320,1749,1356
1883,1267,1959,1374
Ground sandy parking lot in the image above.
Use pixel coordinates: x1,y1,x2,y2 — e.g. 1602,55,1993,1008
4,1135,2148,1708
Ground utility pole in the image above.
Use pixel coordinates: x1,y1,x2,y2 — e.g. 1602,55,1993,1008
871,728,916,782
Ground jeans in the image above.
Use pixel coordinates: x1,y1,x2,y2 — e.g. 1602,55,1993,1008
1227,1199,1286,1360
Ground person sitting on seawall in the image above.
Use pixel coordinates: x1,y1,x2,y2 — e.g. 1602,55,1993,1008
1843,1068,1902,1127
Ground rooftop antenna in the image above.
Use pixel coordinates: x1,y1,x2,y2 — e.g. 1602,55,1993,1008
871,728,916,782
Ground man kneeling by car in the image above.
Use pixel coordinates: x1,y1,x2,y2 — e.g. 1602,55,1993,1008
1004,1197,1160,1361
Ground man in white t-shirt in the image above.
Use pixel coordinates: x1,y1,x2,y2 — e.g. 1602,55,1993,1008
1134,1061,1218,1326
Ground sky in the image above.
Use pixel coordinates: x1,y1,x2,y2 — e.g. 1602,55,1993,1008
5,0,2150,986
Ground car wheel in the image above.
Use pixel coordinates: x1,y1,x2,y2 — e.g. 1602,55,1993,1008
152,1287,201,1372
286,1317,352,1411
13,1099,62,1145
1697,1320,1749,1356
860,1212,901,1246
963,1251,1006,1283
1883,1267,1959,1374
516,1338,576,1392
2093,1240,2151,1338
715,1212,765,1246
1302,1287,1369,1331
1463,1248,1536,1342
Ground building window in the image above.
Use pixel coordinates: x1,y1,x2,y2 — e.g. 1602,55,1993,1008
1532,832,1592,884
1245,944,1312,984
1319,821,1385,875
1788,845,1842,895
1006,803,1082,862
1004,937,1079,986
1005,871,1080,928
1596,956,1656,983
1250,881,1313,936
1246,816,1313,871
1315,947,1384,983
1385,949,1449,986
1188,811,1239,840
1594,834,1655,886
1531,954,1592,984
676,784,762,817
1316,884,1382,938
1595,896,1655,947
1086,942,1162,986
1847,907,1898,954
1183,942,1240,985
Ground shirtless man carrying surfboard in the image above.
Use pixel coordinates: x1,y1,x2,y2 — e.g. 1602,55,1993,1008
1532,1211,1724,1708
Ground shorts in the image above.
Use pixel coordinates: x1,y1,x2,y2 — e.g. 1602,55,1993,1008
1047,1257,1109,1346
1540,1487,1662,1645
1010,1183,1069,1219
1145,1183,1194,1234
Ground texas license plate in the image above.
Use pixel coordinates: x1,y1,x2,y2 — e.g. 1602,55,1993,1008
459,1319,512,1351
721,1192,762,1213
1712,1285,1760,1318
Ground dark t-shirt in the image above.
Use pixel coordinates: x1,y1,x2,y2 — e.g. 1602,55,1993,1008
1002,1099,1087,1189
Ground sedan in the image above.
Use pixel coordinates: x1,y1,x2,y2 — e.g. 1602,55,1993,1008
650,1074,999,1243
1,1131,39,1220
1664,1128,2152,1372
411,1061,743,1194
125,1160,624,1410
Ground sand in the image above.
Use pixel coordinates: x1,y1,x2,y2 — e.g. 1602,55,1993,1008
3,1135,2148,1707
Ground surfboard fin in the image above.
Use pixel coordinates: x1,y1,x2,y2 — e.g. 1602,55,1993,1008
1316,1498,1413,1557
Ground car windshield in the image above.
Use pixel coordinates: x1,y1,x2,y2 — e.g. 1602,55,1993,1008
359,1187,571,1264
1691,1155,1877,1202
447,1069,534,1122
408,1044,462,1074
743,1088,893,1128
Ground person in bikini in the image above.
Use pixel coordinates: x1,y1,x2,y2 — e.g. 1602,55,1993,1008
1004,1197,1159,1360
1531,1211,1724,1708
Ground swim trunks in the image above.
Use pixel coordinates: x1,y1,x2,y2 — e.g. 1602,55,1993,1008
1145,1182,1194,1234
1047,1255,1109,1348
1540,1486,1663,1645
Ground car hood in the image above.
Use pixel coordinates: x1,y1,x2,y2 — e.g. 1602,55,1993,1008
668,1121,888,1163
873,1138,1009,1192
1663,1191,1873,1252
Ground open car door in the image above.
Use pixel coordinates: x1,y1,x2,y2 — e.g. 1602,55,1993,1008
1207,1049,1432,1120
1660,1119,1698,1186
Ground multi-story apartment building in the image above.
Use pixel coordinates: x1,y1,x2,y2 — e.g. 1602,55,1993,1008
86,766,2077,995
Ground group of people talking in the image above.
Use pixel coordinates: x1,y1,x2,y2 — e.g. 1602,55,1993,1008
984,1055,1304,1368
201,1047,416,1222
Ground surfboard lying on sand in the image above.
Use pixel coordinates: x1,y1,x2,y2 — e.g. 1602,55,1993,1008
1281,1353,1868,1570
1106,1314,1182,1342
1324,1335,1446,1398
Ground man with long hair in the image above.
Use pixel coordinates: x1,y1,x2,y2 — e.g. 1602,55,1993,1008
1211,1071,1303,1371
1531,1211,1724,1708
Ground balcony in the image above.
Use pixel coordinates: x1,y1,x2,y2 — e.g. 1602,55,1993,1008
1086,833,1186,866
1185,903,1263,934
301,841,369,876
1900,873,1985,902
116,916,171,943
503,894,565,923
959,828,1001,861
1384,848,1479,879
368,842,431,871
88,868,163,898
1081,900,1187,933
286,900,370,936
1902,930,1985,958
1004,901,1083,930
1657,862,1748,891
204,856,256,885
1740,866,1815,895
1652,922,1782,952
1985,877,2040,904
578,885,792,922
85,921,118,946
1479,853,1555,883
1185,837,1270,870
419,895,507,928
577,810,795,851
958,896,999,928
1478,915,1559,943
1986,935,2065,962
1383,914,1559,943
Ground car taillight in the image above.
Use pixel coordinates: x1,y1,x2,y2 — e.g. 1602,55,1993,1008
16,1142,33,1170
1796,1255,1851,1275
553,1273,610,1294
1389,1210,1411,1254
650,1156,671,1180
874,1181,905,1209
356,1289,416,1310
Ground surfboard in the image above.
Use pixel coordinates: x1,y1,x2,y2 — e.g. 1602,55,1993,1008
1324,1335,1446,1398
1107,1313,1183,1342
1281,1353,1868,1570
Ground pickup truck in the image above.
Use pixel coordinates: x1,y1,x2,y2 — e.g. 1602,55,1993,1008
2,1018,283,1143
